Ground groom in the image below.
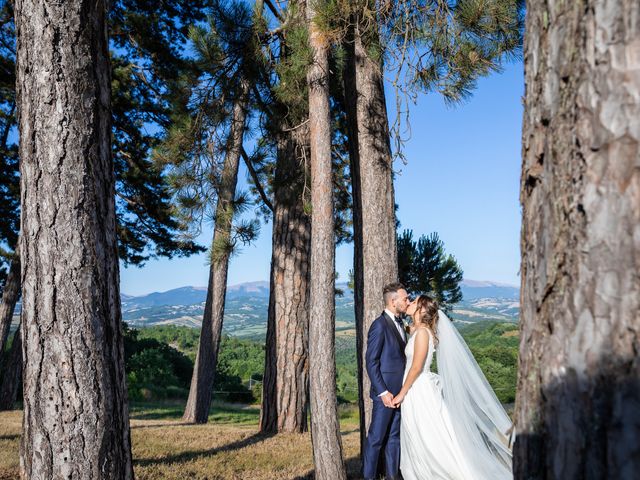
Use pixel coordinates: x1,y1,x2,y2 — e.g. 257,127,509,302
363,282,410,480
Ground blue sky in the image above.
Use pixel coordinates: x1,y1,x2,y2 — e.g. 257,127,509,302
120,61,524,296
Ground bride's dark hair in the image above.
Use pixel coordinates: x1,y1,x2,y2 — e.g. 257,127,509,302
415,295,439,345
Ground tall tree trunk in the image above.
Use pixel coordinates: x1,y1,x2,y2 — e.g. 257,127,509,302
0,253,20,356
260,128,311,434
514,1,640,478
183,84,249,424
344,17,399,454
16,0,133,477
0,322,21,411
306,1,347,478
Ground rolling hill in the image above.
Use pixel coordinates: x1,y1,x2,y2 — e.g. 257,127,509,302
119,279,519,338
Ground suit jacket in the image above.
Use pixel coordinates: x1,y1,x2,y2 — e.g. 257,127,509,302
365,311,407,399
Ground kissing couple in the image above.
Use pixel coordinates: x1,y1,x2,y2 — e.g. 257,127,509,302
362,283,514,480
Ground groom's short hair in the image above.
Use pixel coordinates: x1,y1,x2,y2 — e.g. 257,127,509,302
383,282,405,305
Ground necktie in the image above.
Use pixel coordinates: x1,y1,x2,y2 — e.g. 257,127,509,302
394,316,406,341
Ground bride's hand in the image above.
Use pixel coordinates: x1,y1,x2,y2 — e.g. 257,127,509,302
392,391,406,407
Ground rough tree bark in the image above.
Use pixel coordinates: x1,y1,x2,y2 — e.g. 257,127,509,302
344,16,399,454
0,253,20,357
0,322,21,410
306,0,347,477
260,128,311,434
183,83,249,424
515,1,640,478
16,0,134,477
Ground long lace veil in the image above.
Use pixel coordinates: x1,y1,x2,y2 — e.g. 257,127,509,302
436,310,514,479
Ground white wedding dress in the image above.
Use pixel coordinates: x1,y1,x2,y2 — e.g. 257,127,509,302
400,311,513,480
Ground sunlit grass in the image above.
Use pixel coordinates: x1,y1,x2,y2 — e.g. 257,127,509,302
0,401,362,479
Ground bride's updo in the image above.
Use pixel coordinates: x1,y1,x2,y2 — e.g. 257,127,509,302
415,295,439,345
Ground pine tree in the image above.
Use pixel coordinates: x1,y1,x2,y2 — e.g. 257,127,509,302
157,0,259,424
0,0,210,267
307,0,347,476
0,0,208,405
397,230,463,311
16,0,133,476
256,1,314,434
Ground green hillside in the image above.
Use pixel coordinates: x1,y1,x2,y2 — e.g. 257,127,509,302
129,321,519,405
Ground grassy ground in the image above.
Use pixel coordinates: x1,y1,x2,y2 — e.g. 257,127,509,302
0,401,362,480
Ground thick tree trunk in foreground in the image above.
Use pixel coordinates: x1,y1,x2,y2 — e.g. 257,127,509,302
0,323,21,410
16,0,133,477
515,1,640,478
183,85,249,424
260,129,311,434
0,254,20,357
344,19,399,454
306,1,347,477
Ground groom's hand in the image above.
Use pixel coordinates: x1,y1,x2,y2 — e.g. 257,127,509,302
381,392,395,408
391,391,405,407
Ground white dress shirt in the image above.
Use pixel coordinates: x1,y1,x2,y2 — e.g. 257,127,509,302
378,309,405,397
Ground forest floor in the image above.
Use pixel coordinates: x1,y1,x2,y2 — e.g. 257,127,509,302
0,401,362,479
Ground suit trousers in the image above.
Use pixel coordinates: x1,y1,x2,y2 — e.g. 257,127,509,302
363,396,401,479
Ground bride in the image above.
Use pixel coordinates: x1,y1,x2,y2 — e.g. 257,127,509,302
391,295,514,480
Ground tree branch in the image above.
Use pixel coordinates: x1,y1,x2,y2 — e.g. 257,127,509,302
264,0,283,22
241,146,274,212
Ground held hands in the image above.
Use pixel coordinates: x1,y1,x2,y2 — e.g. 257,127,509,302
381,391,405,408
381,392,395,408
391,391,406,407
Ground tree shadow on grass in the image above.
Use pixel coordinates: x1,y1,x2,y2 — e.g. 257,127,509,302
129,409,185,421
133,430,277,467
0,434,19,441
129,402,260,423
130,421,193,430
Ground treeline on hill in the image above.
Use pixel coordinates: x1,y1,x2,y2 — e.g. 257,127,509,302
117,321,518,405
2,321,518,406
123,325,262,403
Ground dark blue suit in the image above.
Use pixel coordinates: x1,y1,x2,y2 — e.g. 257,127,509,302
363,311,406,479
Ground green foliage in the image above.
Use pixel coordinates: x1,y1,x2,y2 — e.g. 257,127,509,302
123,321,516,405
108,0,210,264
215,336,264,403
123,325,193,401
156,0,262,257
134,324,201,355
335,336,358,403
382,0,524,104
273,22,312,121
132,325,261,403
217,336,265,383
397,229,463,311
458,322,519,403
0,0,207,283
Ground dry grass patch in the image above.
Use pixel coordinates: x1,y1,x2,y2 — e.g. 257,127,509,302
0,404,362,479
0,410,20,480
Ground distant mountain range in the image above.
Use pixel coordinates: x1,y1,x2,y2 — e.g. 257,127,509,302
117,279,519,337
122,279,517,307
